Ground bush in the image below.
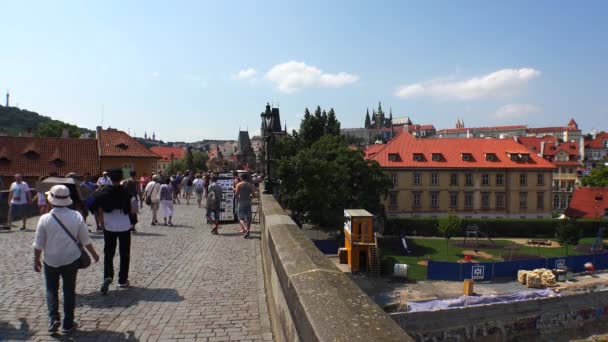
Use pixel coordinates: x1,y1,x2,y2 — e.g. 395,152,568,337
387,217,603,238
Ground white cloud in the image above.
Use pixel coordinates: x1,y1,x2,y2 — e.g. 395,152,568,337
233,68,257,80
264,61,358,93
494,104,540,120
395,68,540,100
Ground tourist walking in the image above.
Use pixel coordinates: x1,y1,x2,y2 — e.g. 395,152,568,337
138,172,150,208
33,185,100,334
122,171,140,232
171,174,181,204
206,176,222,234
144,175,162,225
33,176,48,215
90,169,137,294
193,174,205,208
235,173,256,238
183,171,194,205
96,171,111,187
5,174,31,231
160,178,174,226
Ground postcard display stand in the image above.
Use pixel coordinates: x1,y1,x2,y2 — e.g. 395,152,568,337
217,173,236,222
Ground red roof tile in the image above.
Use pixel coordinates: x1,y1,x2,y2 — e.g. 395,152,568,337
369,132,555,169
0,136,100,178
585,132,608,149
364,144,386,159
437,125,527,134
565,187,608,219
149,146,186,161
517,136,556,153
98,129,160,158
528,126,579,133
543,141,580,157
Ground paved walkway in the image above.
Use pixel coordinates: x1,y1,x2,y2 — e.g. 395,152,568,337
0,202,272,342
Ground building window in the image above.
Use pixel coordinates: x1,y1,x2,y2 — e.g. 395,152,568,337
520,174,527,186
464,192,473,209
450,173,458,186
412,192,421,208
496,173,504,186
431,173,439,185
560,196,568,209
553,195,560,209
388,153,399,161
430,192,439,208
481,192,490,209
389,192,398,206
390,172,398,186
432,153,442,161
537,174,544,186
465,173,473,186
495,193,505,208
537,192,544,209
486,153,496,161
482,174,490,186
519,192,528,209
449,192,458,208
413,153,424,161
462,153,472,161
413,172,421,185
568,168,573,174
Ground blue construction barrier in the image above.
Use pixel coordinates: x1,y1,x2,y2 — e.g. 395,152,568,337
428,252,608,281
312,239,340,254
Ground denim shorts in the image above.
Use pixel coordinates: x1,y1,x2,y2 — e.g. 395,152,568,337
9,204,28,219
206,208,220,221
238,205,252,224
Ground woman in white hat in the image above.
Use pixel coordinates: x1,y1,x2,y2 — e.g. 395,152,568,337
33,185,100,335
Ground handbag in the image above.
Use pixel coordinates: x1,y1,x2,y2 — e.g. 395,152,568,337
51,213,92,269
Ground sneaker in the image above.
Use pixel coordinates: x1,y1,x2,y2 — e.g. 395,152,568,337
1,226,11,231
118,280,130,288
62,321,78,334
100,278,112,295
131,227,137,233
48,320,61,333
20,226,26,231
243,230,250,239
211,227,218,235
151,221,156,226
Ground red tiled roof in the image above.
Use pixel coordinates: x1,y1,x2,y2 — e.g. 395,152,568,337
408,124,436,132
0,136,100,178
98,129,160,158
585,132,608,149
565,187,608,219
528,126,579,133
568,118,578,126
149,146,186,161
543,141,580,157
369,131,555,169
364,144,386,159
517,136,556,153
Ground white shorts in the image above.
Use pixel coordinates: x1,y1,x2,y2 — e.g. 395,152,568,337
160,200,174,217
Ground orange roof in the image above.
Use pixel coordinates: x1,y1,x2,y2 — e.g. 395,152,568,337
149,146,186,161
370,131,555,169
565,187,608,219
585,132,608,149
364,144,386,159
517,136,556,153
543,141,580,157
98,128,160,158
0,136,100,178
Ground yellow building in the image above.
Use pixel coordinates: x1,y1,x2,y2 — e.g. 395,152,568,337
344,209,375,272
368,132,555,218
96,127,160,176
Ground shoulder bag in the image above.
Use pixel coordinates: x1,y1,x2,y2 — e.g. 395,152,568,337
51,213,92,269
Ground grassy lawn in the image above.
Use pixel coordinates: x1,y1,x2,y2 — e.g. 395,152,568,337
380,237,600,280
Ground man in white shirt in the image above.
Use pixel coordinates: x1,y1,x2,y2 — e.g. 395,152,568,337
5,174,32,231
96,171,111,187
33,185,99,334
144,175,162,225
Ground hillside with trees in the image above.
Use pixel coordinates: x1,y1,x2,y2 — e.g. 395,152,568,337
0,105,93,138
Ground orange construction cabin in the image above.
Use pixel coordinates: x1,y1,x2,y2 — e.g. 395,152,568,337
344,209,375,272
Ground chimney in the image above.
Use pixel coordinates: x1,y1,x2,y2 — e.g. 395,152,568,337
579,136,585,161
540,141,546,156
61,129,70,138
96,126,102,139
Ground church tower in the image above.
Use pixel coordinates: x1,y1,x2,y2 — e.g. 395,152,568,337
5,91,9,107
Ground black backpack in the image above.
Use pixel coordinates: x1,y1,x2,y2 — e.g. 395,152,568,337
187,176,194,186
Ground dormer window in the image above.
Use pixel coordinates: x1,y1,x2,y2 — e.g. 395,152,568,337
413,153,424,161
51,158,65,168
116,143,128,150
24,150,40,159
431,153,442,161
0,156,9,165
595,196,604,201
388,153,400,161
462,153,472,161
485,153,497,161
520,153,530,162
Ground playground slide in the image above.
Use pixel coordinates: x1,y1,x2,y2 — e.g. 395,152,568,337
400,231,411,254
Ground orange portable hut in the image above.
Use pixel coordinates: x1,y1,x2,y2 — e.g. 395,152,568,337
344,209,375,272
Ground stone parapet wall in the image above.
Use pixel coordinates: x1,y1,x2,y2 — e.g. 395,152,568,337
259,192,411,341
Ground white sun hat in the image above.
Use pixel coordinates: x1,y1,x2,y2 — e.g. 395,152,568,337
46,185,73,207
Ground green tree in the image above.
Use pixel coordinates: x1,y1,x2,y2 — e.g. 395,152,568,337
581,165,608,187
36,121,81,138
191,150,209,172
299,108,324,148
437,212,462,255
556,218,582,256
326,108,341,136
278,134,391,227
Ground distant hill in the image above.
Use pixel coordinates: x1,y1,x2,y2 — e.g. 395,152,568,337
0,105,93,138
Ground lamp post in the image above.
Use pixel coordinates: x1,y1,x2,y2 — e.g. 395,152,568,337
170,152,175,175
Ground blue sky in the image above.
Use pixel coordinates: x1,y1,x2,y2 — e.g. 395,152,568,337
1,1,607,141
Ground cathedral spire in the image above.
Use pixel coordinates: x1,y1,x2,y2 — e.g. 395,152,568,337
365,108,371,129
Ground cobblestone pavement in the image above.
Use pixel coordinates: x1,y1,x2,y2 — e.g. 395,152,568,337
0,202,272,342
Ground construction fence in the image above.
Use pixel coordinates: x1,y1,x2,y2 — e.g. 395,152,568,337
427,252,608,281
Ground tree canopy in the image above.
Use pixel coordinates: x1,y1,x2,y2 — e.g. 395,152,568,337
556,218,582,256
0,105,92,137
581,165,608,187
437,212,462,254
